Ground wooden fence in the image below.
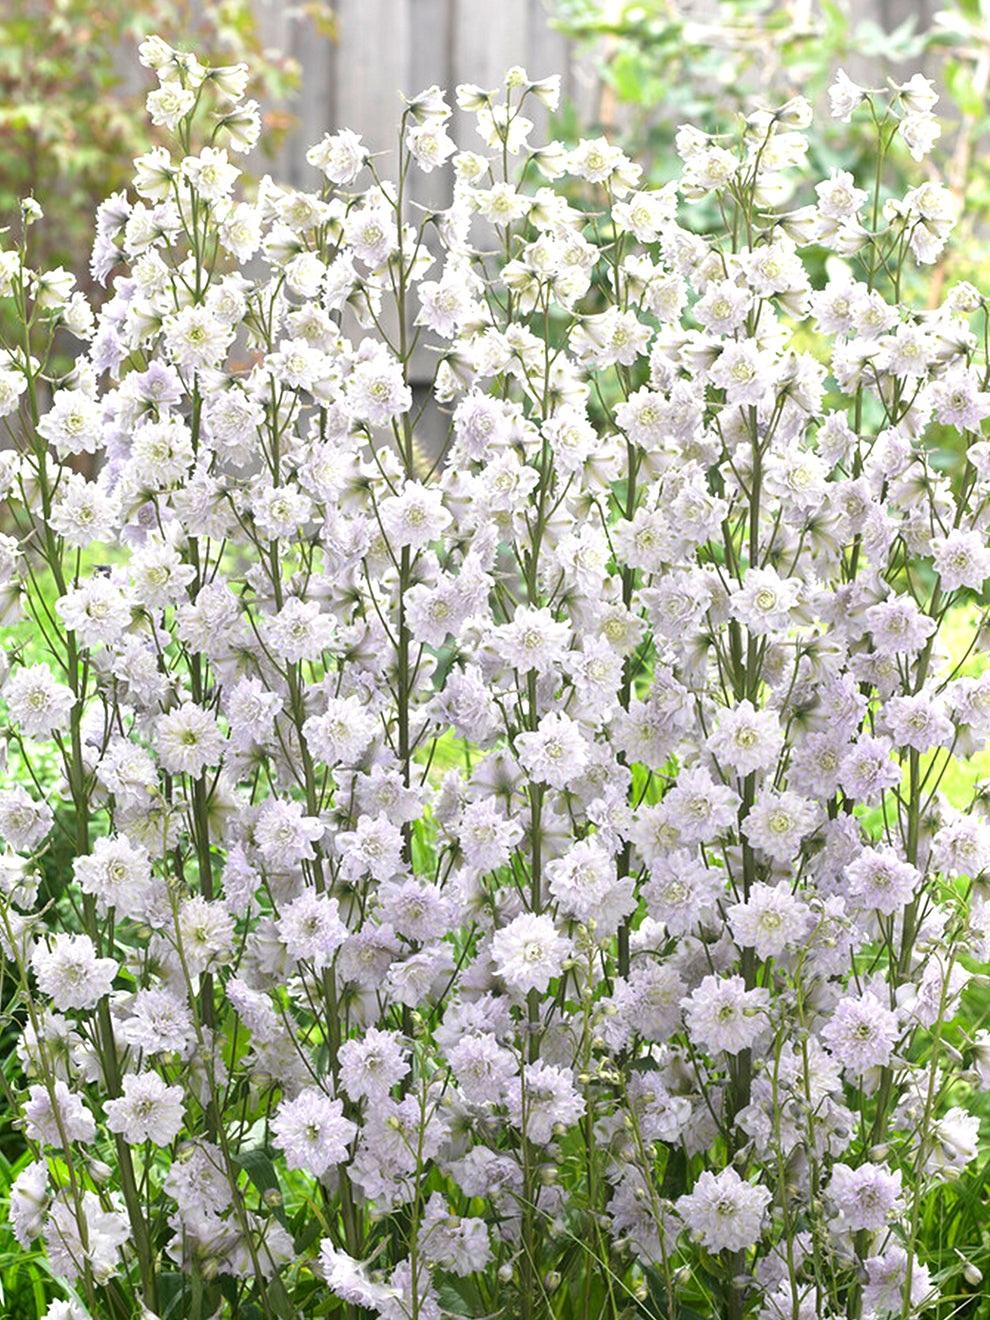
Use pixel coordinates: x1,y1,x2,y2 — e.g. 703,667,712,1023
257,0,596,191
255,0,941,193
248,0,941,453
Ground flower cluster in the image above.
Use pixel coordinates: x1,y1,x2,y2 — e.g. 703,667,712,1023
0,45,987,1320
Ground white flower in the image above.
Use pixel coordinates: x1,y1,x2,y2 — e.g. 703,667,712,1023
546,837,635,935
4,663,75,738
343,203,398,267
506,1060,584,1143
263,597,336,664
55,577,132,648
177,895,235,976
216,99,262,153
338,814,405,883
928,1106,980,1174
48,472,118,545
146,83,196,130
415,275,475,338
156,702,224,777
46,1189,129,1285
104,1071,185,1145
307,128,367,184
163,305,233,373
456,798,524,871
844,846,919,915
303,695,378,766
218,201,262,261
743,791,820,862
345,356,412,426
128,536,196,607
182,146,240,201
0,367,26,418
491,912,571,994
338,1027,410,1102
407,122,456,172
418,1192,492,1275
815,169,868,220
496,606,571,675
0,785,53,852
706,701,783,777
828,1162,903,1230
883,692,953,754
863,1247,934,1316
727,881,812,961
23,1080,95,1148
898,72,938,114
119,987,195,1055
660,768,741,846
319,1243,400,1311
272,1087,357,1177
931,529,990,591
821,990,899,1073
829,69,868,121
379,482,452,551
207,62,250,102
277,891,348,968
567,137,640,193
730,567,804,636
899,111,940,162
677,1167,770,1252
127,415,194,488
9,1160,48,1246
682,974,770,1055
515,711,588,789
612,186,676,241
73,834,154,918
570,308,651,369
251,482,314,540
31,933,117,1011
447,1033,516,1104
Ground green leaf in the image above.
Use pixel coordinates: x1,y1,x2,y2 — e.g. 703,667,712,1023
292,1212,324,1257
641,1267,709,1319
435,1280,475,1316
156,1271,189,1319
233,1148,291,1229
946,59,985,118
659,1147,688,1200
265,1273,298,1320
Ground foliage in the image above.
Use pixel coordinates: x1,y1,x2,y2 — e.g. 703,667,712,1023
550,0,990,296
0,0,331,299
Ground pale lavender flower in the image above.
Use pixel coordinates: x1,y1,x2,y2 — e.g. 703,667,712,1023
828,1162,903,1230
491,913,571,995
682,974,770,1055
727,881,812,961
515,711,589,789
743,791,820,863
844,846,920,915
104,1071,185,1145
822,990,899,1073
507,1060,584,1144
677,1167,771,1252
706,700,784,776
272,1087,357,1177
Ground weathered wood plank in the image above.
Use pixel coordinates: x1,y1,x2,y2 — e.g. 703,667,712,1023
333,0,413,164
408,0,456,212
